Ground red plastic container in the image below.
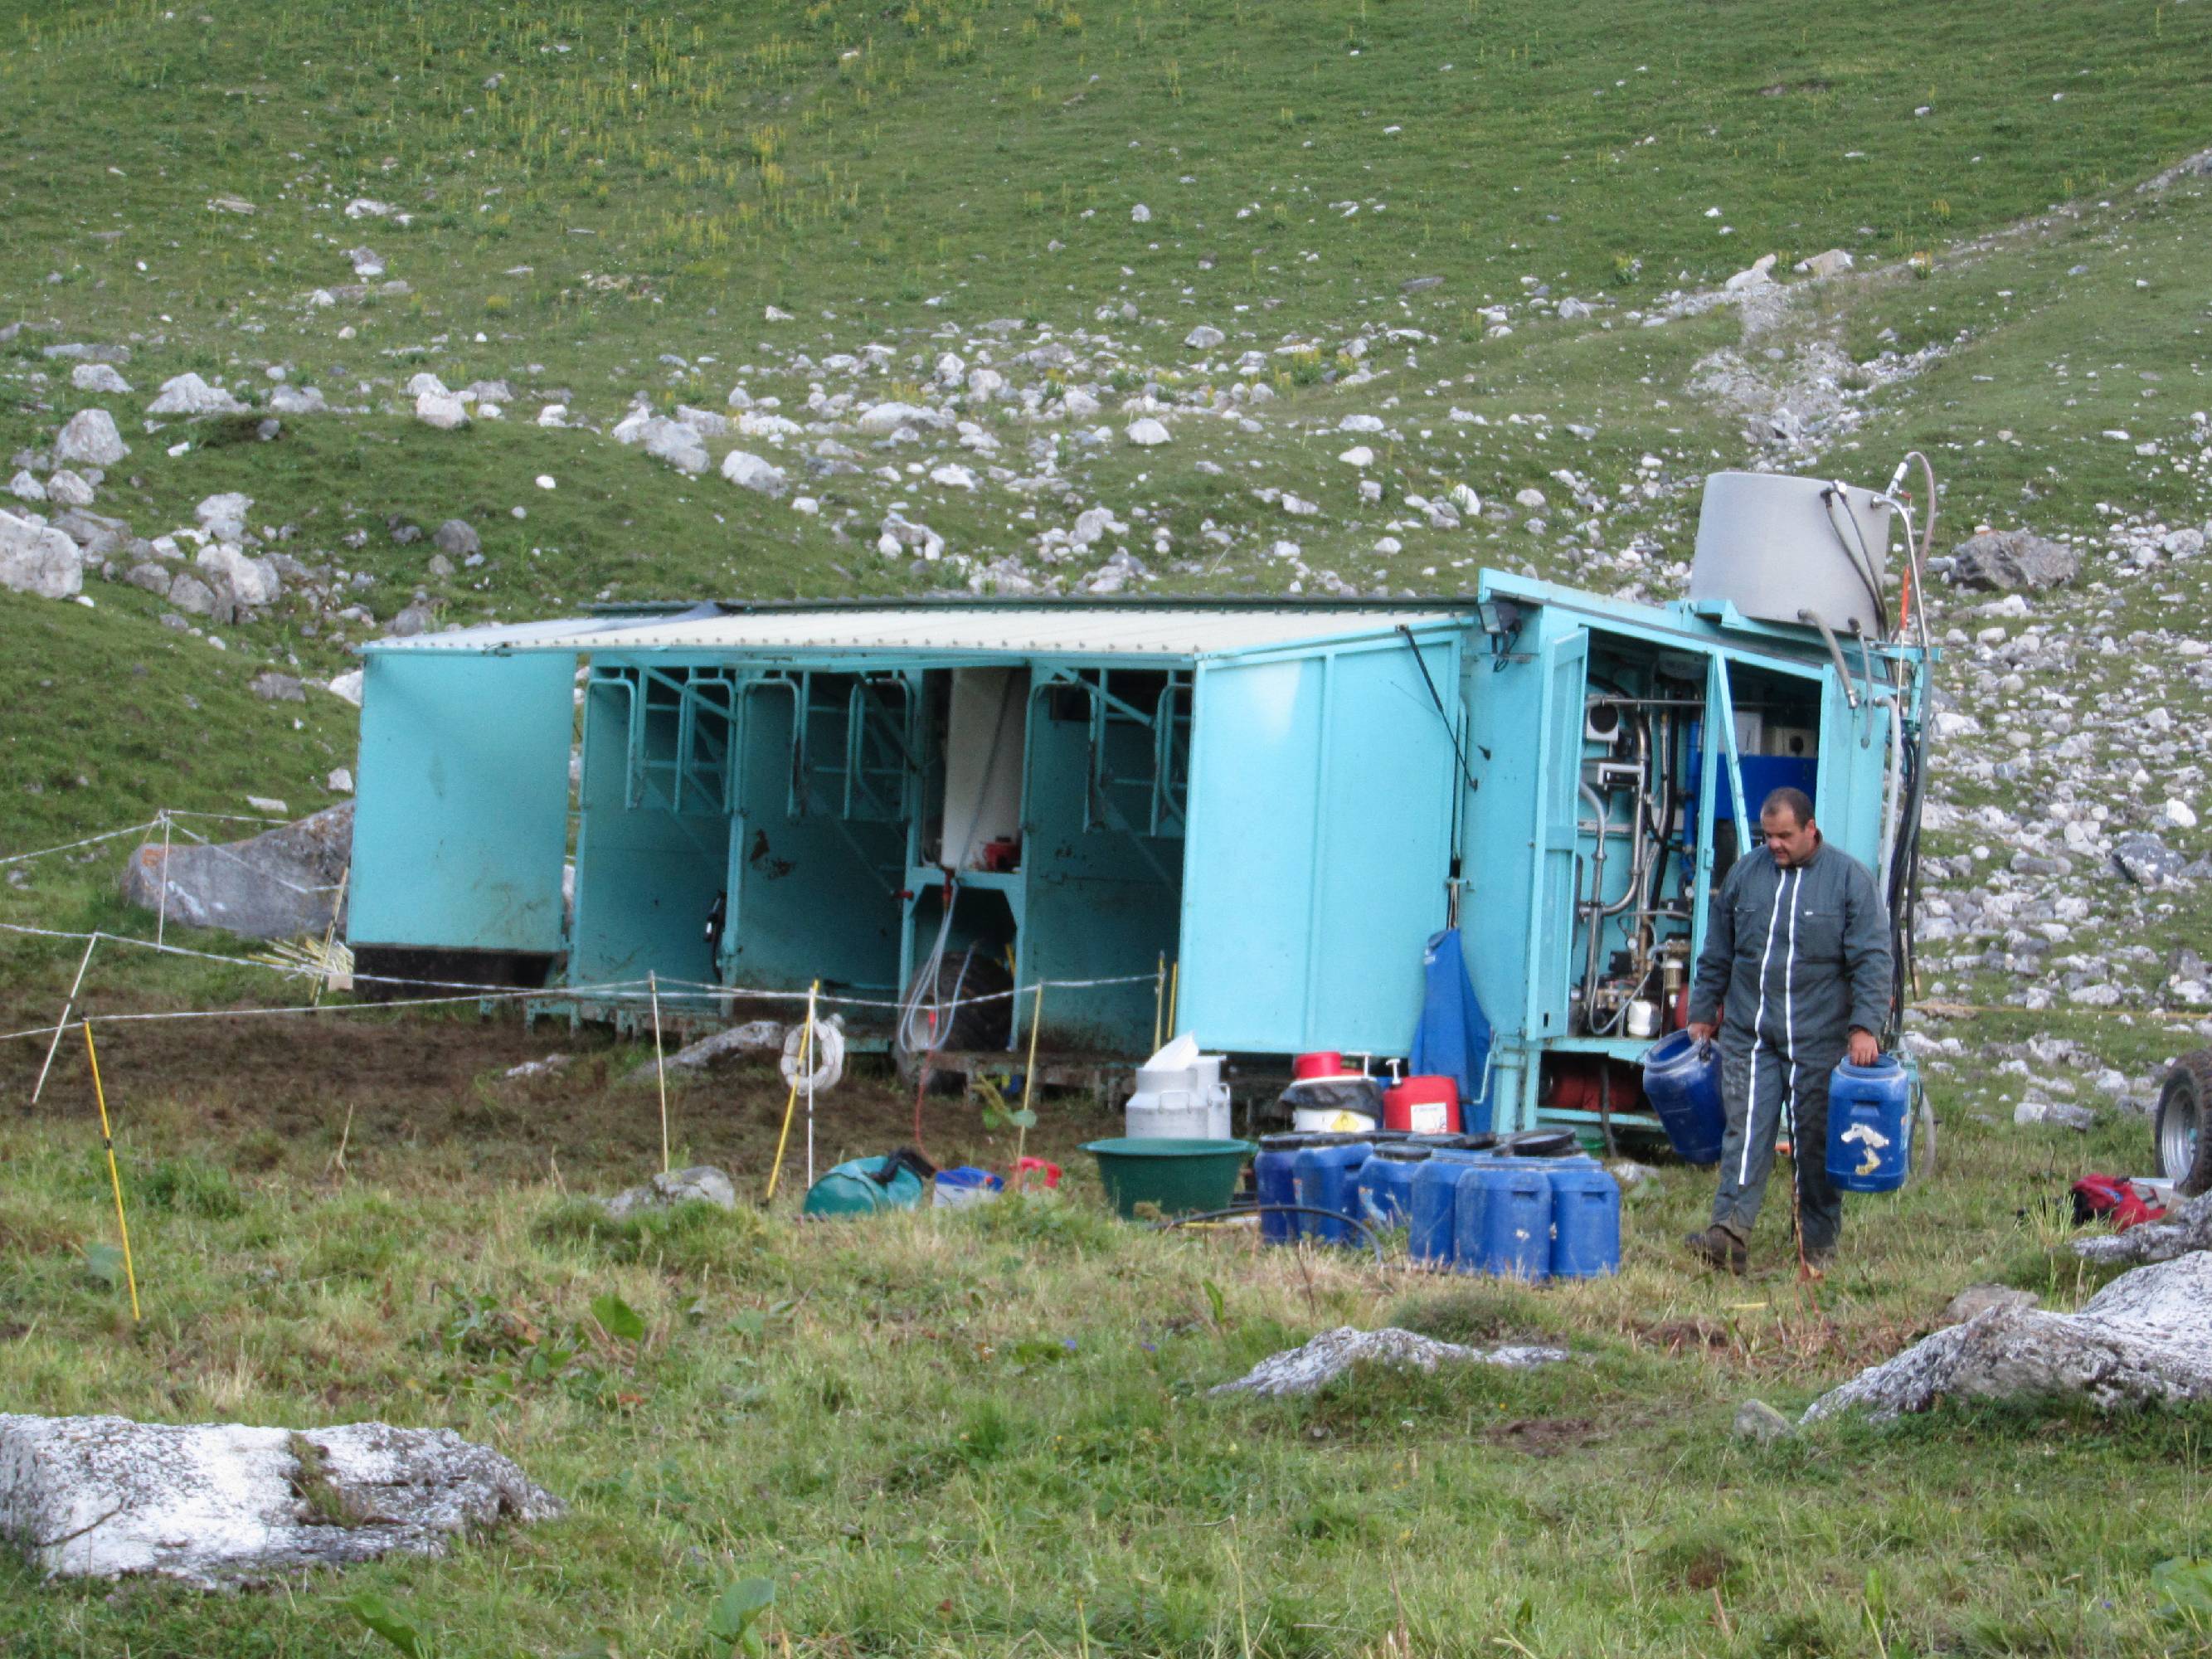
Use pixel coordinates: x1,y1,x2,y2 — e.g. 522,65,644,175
1383,1075,1461,1136
1293,1050,1347,1081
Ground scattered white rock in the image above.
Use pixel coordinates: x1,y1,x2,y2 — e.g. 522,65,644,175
326,670,364,708
641,419,709,475
1184,324,1225,349
720,450,789,497
600,1165,739,1219
857,401,934,438
1209,1326,1568,1397
43,471,94,508
147,372,246,417
1125,417,1171,447
196,545,281,608
196,492,253,541
414,391,469,431
1338,445,1374,467
1130,203,1152,223
7,470,45,504
70,363,132,396
1724,253,1778,291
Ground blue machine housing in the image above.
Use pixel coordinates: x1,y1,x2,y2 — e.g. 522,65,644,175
349,582,1928,1139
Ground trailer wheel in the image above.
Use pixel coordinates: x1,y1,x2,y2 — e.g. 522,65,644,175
1908,1092,1937,1184
897,946,1013,1058
2155,1050,2212,1197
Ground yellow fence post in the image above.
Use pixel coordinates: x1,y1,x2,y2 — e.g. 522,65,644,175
82,1022,141,1323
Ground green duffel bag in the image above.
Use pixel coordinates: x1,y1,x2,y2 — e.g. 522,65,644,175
801,1147,936,1219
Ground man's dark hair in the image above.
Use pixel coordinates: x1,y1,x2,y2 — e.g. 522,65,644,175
1760,786,1816,828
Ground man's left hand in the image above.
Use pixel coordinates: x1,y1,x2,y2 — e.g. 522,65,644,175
1848,1028,1880,1067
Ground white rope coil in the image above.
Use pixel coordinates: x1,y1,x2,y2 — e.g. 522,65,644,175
780,1015,846,1093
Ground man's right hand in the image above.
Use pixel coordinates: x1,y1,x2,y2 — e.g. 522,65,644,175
1687,1021,1716,1045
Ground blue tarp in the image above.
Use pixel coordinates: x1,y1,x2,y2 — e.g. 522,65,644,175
1410,928,1495,1134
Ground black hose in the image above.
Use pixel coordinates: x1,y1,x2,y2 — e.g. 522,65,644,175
1149,1204,1390,1269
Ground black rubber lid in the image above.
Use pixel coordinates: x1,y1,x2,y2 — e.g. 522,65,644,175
1424,1132,1500,1151
1497,1129,1582,1158
1370,1144,1434,1162
1257,1132,1316,1151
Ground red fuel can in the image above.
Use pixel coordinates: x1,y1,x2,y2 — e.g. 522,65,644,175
1383,1074,1461,1136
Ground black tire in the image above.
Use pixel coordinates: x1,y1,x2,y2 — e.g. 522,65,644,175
901,946,1013,1055
2155,1050,2212,1197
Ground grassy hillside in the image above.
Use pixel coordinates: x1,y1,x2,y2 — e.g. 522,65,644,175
6,3,2212,1654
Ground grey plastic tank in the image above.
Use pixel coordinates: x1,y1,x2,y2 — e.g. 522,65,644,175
1689,472,1894,636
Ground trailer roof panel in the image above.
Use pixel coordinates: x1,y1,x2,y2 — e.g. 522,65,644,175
367,605,1474,659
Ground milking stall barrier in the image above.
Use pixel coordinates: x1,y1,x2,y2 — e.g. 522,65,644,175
346,467,1936,1142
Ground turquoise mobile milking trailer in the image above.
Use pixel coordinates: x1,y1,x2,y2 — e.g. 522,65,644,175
348,468,1935,1141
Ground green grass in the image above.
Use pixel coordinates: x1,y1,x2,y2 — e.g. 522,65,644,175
1,1080,2210,1657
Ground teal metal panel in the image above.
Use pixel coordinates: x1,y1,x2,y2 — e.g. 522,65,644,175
1016,672,1184,1052
1179,635,1458,1053
570,674,731,1000
1816,674,1889,868
349,650,574,952
725,681,905,994
1524,629,1590,1043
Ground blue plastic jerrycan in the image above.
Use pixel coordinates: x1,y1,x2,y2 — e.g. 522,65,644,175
1641,1029,1725,1165
1826,1054,1913,1193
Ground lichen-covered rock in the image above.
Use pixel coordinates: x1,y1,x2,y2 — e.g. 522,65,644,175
602,1165,739,1219
1208,1326,1567,1398
0,1414,562,1588
1949,528,2080,591
1802,1252,2212,1423
120,803,352,940
0,510,83,600
2073,1191,2212,1266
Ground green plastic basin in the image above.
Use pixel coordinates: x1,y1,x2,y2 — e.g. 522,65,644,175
1082,1136,1257,1219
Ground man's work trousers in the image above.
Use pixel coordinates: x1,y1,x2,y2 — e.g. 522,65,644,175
1709,1042,1842,1251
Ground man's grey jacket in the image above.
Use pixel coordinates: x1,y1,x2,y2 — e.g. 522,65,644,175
1687,840,1891,1062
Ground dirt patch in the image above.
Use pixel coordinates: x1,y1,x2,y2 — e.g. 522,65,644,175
1484,1416,1604,1457
0,996,1119,1194
1634,1318,1730,1355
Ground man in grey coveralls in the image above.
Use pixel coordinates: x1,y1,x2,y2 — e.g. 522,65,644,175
1684,787,1892,1275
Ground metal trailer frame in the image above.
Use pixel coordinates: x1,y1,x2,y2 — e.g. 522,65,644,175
349,586,1929,1138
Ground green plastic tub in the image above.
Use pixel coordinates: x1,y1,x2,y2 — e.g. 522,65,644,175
1082,1137,1257,1220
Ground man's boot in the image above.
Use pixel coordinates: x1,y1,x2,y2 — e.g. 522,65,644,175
1685,1224,1748,1275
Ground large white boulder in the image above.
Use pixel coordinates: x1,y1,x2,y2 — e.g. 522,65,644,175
0,1413,562,1588
54,410,128,469
1124,417,1171,447
1803,1247,2212,1423
0,511,83,600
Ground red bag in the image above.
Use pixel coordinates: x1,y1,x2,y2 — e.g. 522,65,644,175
2070,1173,2167,1232
1013,1156,1062,1190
